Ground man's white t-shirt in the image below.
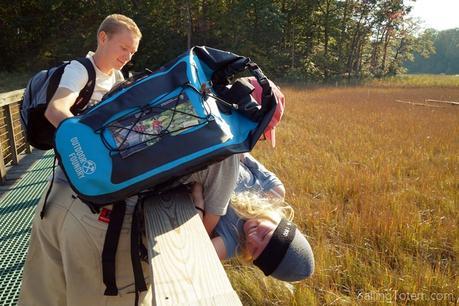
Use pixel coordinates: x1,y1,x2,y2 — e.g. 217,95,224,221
54,52,135,205
59,51,124,108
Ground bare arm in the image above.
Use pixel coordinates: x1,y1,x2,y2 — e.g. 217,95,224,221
44,88,79,128
190,183,222,235
191,183,205,219
191,184,226,258
267,184,286,200
202,213,220,235
211,236,227,260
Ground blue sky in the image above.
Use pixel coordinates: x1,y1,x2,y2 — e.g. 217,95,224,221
409,0,459,31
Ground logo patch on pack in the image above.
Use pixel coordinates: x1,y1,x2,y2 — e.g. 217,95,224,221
98,208,111,223
69,137,96,179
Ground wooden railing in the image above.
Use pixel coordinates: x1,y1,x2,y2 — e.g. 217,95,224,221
0,89,30,183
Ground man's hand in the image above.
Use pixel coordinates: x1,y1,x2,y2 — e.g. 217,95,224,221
45,87,80,127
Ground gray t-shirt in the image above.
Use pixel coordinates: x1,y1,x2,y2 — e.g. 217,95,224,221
181,155,239,216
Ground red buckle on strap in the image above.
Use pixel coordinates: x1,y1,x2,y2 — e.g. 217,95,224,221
98,208,112,223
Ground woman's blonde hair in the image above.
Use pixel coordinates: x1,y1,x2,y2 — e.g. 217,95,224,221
230,192,294,262
98,14,142,40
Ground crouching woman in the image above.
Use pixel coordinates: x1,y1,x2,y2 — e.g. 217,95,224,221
212,192,314,282
192,153,314,282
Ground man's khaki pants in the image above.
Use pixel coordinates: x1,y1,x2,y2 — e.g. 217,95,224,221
18,181,152,306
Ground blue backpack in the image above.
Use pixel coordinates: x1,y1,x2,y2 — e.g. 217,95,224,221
54,46,277,205
20,58,96,150
52,46,278,299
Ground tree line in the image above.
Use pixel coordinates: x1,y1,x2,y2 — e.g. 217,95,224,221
1,0,435,82
405,28,459,74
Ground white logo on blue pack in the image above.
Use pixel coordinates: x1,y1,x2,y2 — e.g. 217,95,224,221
82,160,96,175
69,137,96,179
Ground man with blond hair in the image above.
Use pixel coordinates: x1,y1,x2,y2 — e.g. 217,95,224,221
19,13,240,306
45,14,141,126
17,14,154,306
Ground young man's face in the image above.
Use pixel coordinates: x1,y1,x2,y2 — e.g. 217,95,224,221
98,28,140,71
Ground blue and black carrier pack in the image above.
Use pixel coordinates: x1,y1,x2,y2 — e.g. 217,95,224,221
54,46,278,205
53,46,278,300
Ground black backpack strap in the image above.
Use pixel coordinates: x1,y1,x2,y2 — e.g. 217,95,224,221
70,57,96,114
216,78,255,115
102,201,126,296
46,64,69,104
102,199,148,301
131,199,148,304
39,155,57,219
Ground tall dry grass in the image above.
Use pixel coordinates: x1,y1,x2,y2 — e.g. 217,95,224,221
366,74,459,88
226,85,459,305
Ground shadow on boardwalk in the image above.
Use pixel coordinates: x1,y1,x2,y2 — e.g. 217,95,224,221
0,149,53,305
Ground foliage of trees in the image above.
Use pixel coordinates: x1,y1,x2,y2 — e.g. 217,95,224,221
405,28,459,74
0,0,434,81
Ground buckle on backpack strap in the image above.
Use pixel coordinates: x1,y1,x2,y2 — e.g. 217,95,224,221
248,63,268,87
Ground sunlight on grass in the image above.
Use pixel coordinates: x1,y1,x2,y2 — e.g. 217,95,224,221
228,85,459,305
367,74,459,88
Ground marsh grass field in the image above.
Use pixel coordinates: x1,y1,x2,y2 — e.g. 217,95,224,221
225,80,459,305
0,74,457,305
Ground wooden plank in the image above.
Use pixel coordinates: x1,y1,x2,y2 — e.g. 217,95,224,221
0,104,7,182
25,143,32,154
0,141,6,184
425,99,459,106
0,89,25,108
0,89,32,176
394,99,444,108
143,190,241,306
0,90,32,153
5,104,18,164
10,102,27,155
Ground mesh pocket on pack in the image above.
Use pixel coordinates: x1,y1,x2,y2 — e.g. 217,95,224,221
106,92,208,158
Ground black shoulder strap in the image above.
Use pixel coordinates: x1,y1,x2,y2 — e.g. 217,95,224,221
70,57,96,114
130,199,148,304
102,201,126,296
101,199,148,300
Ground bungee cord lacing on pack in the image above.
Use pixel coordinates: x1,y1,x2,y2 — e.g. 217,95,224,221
99,84,216,158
